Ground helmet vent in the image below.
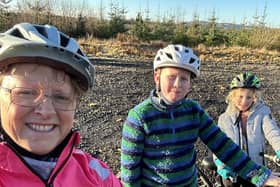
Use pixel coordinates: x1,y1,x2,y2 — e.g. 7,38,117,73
74,54,81,61
9,29,26,40
189,58,196,64
60,34,69,47
246,75,254,84
77,48,84,57
34,26,48,38
166,53,173,60
174,46,179,51
185,49,189,53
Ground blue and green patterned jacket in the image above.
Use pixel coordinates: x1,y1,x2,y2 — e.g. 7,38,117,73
121,90,270,187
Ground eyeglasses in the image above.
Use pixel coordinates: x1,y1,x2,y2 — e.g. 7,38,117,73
0,87,77,111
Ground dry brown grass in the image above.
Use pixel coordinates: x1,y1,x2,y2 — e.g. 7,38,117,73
78,37,280,63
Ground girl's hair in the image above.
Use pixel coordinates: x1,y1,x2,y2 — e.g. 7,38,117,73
225,88,262,113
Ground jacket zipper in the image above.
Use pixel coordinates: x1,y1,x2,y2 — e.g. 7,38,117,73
47,133,77,186
170,111,175,134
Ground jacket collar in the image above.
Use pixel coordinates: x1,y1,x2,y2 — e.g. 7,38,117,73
150,89,183,111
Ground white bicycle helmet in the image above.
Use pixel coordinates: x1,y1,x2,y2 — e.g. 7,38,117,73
0,22,94,91
153,44,200,77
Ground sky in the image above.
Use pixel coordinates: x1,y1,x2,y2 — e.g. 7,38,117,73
90,0,279,28
9,0,279,28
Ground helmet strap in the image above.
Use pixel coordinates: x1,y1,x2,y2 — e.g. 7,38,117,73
185,90,192,98
234,111,242,126
156,90,185,107
234,102,254,126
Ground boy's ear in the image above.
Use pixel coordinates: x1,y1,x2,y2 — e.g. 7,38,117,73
153,70,160,85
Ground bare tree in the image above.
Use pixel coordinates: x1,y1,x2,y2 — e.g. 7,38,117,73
55,0,89,35
0,0,13,30
98,0,104,21
16,0,55,24
144,0,150,21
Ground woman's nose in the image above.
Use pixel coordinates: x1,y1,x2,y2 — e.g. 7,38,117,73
34,95,56,117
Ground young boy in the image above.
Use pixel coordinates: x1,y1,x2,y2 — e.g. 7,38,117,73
120,44,280,187
214,72,280,187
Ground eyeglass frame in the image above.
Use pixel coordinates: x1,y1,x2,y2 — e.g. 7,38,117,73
0,86,78,111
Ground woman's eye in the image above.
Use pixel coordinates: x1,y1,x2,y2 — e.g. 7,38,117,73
15,88,37,96
181,77,189,82
54,94,71,102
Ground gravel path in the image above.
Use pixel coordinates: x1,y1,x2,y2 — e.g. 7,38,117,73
75,58,280,179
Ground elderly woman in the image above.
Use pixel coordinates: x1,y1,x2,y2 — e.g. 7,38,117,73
0,23,122,186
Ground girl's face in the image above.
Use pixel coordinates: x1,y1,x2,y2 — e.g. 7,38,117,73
154,67,192,103
0,63,77,155
233,88,255,112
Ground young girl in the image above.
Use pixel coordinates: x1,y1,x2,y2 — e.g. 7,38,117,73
214,72,280,187
120,45,280,187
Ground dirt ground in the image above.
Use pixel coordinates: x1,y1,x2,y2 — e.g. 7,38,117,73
74,58,280,179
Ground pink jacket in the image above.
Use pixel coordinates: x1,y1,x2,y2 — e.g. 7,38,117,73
0,131,122,187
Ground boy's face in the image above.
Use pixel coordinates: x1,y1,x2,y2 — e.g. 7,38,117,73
154,67,192,103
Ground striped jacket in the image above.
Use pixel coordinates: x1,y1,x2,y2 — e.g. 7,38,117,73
121,91,270,187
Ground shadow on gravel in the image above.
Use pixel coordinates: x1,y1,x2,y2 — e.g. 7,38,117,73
91,58,152,68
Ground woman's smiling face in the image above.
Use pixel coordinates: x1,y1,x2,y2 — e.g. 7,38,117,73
0,63,77,155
